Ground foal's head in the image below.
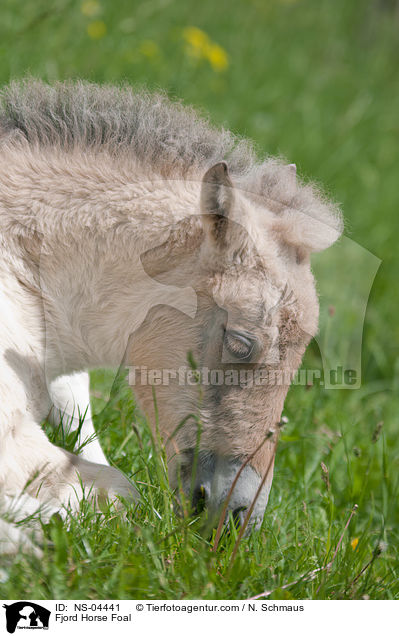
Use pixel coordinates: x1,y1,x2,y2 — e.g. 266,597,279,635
132,161,342,531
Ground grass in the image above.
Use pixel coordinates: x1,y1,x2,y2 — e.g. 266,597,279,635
0,0,398,599
1,370,398,599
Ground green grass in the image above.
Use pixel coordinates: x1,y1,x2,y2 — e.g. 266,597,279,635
1,0,398,599
1,371,398,599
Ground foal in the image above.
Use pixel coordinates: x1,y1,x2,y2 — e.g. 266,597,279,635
0,80,342,550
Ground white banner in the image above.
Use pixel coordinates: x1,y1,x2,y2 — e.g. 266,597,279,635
0,599,396,636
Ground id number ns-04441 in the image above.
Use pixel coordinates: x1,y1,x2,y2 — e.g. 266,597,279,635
74,604,120,611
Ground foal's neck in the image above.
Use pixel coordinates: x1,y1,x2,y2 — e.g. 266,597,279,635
18,150,204,378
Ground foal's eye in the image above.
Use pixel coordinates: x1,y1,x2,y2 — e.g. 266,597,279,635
224,330,254,360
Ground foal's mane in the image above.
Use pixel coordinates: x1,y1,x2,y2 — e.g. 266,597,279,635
0,79,255,177
0,79,342,245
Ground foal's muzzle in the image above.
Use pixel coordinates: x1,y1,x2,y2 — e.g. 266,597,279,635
176,451,271,532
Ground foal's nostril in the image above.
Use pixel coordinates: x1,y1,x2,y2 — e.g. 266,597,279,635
232,506,247,530
192,484,208,514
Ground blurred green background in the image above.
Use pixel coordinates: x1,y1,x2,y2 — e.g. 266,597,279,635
1,0,398,599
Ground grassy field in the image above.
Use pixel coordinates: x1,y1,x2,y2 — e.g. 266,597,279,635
1,0,398,599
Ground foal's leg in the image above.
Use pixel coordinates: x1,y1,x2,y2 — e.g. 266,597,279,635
1,408,137,511
0,389,136,555
48,372,108,465
0,360,136,515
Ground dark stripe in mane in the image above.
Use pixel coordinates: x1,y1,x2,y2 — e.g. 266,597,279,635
0,79,254,178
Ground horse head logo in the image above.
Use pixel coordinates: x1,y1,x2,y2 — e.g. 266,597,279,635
2,602,50,634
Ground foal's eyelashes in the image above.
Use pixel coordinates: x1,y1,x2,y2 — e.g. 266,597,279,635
223,329,255,360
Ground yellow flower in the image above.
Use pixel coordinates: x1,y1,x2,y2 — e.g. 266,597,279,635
87,20,107,40
351,537,359,551
81,1,101,17
182,26,229,72
206,43,229,71
183,27,210,57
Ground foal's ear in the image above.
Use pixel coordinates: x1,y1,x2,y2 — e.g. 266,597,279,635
200,162,234,244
